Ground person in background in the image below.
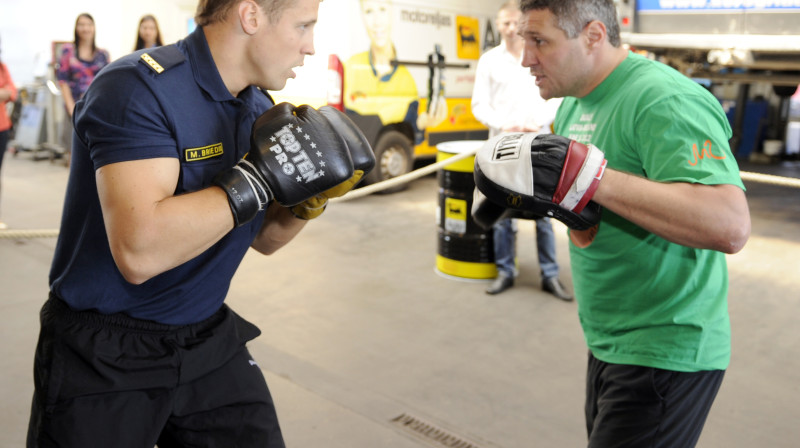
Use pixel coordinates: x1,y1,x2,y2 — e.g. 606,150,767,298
0,36,18,230
134,14,164,51
343,0,424,189
56,13,110,165
57,13,110,119
346,0,418,114
471,0,571,299
516,0,750,445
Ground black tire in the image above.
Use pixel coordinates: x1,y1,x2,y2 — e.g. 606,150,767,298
773,84,798,98
364,130,414,194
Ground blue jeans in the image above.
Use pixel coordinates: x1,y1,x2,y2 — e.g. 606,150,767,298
493,217,558,279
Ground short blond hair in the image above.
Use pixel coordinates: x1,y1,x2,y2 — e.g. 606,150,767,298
194,0,297,26
498,0,519,15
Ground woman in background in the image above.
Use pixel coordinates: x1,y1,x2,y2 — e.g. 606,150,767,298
56,13,109,164
0,36,18,230
57,13,109,119
134,14,164,51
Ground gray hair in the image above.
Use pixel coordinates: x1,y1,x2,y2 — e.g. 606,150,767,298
518,0,621,47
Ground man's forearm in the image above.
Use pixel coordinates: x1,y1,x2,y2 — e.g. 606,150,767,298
593,169,750,254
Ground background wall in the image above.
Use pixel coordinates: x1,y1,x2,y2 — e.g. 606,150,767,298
0,0,506,89
274,0,504,106
0,0,198,87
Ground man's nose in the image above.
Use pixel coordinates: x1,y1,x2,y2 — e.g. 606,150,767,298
521,46,537,67
304,37,315,56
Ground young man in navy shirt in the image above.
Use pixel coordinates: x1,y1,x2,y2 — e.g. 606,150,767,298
27,0,370,446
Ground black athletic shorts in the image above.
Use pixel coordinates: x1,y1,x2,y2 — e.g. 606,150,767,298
585,352,725,448
27,293,285,448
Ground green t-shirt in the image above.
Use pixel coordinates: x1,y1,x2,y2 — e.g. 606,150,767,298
553,52,745,372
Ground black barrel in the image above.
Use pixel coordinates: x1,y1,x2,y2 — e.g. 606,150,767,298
435,141,497,279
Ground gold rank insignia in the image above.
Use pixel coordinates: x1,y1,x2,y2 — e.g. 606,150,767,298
140,53,164,74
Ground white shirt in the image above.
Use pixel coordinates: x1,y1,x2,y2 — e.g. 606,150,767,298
471,43,562,137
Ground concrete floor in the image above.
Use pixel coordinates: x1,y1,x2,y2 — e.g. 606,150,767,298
1,151,799,447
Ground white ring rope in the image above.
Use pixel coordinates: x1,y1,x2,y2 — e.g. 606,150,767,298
331,144,482,203
0,229,60,239
1,151,797,240
739,171,800,189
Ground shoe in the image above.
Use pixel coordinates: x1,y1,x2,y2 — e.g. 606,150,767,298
542,277,573,301
486,272,514,295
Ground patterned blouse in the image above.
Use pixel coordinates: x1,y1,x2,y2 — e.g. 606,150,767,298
56,43,110,101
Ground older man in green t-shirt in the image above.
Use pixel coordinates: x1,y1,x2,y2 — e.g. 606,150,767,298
485,0,751,446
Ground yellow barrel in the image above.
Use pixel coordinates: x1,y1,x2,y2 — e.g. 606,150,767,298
435,141,497,280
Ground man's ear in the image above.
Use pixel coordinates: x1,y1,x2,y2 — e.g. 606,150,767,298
584,20,607,50
238,0,261,35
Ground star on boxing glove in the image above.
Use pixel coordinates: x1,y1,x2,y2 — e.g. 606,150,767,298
473,132,607,230
213,102,355,226
289,106,377,220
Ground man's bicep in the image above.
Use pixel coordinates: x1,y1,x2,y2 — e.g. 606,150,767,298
635,95,736,184
96,157,180,236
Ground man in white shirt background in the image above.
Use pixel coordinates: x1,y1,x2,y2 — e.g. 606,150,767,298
471,0,571,299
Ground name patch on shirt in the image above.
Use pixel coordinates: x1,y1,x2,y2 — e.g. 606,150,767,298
185,143,224,162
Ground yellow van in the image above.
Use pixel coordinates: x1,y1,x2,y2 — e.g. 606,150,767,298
271,0,499,191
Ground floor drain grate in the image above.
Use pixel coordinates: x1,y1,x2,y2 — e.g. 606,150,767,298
390,413,486,448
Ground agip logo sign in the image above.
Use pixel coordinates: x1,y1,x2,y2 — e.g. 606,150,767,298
456,16,480,60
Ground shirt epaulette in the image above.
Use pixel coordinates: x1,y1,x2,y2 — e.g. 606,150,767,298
139,45,185,74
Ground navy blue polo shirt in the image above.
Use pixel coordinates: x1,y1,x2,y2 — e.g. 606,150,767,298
49,27,274,325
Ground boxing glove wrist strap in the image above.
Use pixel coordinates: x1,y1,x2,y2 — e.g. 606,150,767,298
213,162,274,227
554,143,607,213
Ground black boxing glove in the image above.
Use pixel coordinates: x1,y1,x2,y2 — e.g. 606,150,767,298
289,106,377,219
319,106,376,183
213,102,355,226
471,188,512,230
471,186,549,231
473,133,606,230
